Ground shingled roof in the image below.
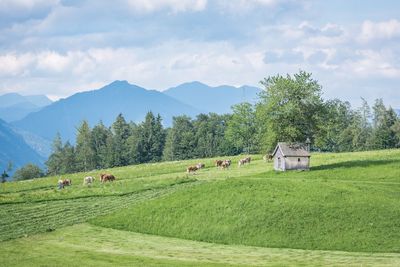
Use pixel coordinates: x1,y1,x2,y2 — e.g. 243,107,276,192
272,142,311,157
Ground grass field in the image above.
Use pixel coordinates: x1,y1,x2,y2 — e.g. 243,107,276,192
0,150,399,266
1,223,399,267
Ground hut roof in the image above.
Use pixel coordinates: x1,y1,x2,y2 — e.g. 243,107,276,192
272,142,310,157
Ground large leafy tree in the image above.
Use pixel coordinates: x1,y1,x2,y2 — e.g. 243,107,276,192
257,71,324,151
225,103,257,154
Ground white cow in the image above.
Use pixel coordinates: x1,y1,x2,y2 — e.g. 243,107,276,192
83,176,95,185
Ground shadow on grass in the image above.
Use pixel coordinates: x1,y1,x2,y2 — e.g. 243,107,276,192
312,159,397,171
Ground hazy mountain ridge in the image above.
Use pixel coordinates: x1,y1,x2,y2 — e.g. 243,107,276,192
0,93,52,122
13,81,202,143
0,118,44,176
163,81,261,114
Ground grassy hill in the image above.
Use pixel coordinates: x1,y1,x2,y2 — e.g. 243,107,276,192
92,150,400,253
0,150,399,266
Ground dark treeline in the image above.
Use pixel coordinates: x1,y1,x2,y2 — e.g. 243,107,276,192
45,112,239,175
41,71,400,176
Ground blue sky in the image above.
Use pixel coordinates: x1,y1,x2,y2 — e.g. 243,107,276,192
0,0,399,108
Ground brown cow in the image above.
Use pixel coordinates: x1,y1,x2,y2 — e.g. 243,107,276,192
238,157,251,167
187,166,198,174
100,173,115,183
62,178,72,186
215,160,223,167
221,161,230,169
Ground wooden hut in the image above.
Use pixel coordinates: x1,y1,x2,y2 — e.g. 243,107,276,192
272,142,310,171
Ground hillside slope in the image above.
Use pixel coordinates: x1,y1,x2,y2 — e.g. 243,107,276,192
0,119,44,175
0,150,399,265
92,150,400,253
13,81,201,142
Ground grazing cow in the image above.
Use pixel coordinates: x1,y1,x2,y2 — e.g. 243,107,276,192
187,165,198,174
221,160,230,169
196,163,205,169
83,176,95,185
215,160,223,168
100,173,115,183
263,154,273,162
57,179,64,189
62,178,72,186
58,178,71,189
239,157,251,167
238,158,246,166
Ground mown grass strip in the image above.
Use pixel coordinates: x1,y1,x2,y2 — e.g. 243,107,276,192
1,223,399,267
0,180,200,241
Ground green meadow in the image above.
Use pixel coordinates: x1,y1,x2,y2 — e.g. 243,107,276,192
1,150,399,266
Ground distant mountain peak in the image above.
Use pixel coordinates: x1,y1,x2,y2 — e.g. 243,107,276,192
108,80,130,86
101,80,146,92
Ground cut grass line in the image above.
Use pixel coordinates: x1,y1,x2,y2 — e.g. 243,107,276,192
243,175,400,185
1,223,398,267
0,181,202,241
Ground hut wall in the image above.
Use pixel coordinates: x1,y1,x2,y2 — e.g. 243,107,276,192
284,156,310,170
273,149,285,171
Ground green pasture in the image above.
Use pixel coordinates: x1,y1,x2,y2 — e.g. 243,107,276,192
1,223,399,267
0,149,399,266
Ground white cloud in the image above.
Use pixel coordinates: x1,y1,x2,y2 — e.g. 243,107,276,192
217,0,298,11
0,0,59,25
126,0,207,13
344,49,400,78
359,19,400,43
0,52,35,76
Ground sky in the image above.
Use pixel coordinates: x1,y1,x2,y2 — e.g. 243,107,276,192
0,0,399,108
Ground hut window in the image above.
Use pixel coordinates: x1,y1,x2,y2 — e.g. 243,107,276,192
298,158,301,162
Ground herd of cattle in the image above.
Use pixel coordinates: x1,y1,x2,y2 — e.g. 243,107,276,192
186,156,256,174
57,173,116,189
57,155,274,188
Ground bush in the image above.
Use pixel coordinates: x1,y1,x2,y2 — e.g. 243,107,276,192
13,163,44,181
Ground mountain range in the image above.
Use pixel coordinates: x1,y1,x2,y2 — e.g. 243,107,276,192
13,81,201,143
12,81,260,144
163,81,260,114
0,93,52,122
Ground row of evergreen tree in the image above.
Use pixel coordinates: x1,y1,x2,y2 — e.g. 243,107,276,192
42,71,400,176
45,112,237,175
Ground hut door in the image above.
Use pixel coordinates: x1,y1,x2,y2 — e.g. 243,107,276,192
278,157,281,169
